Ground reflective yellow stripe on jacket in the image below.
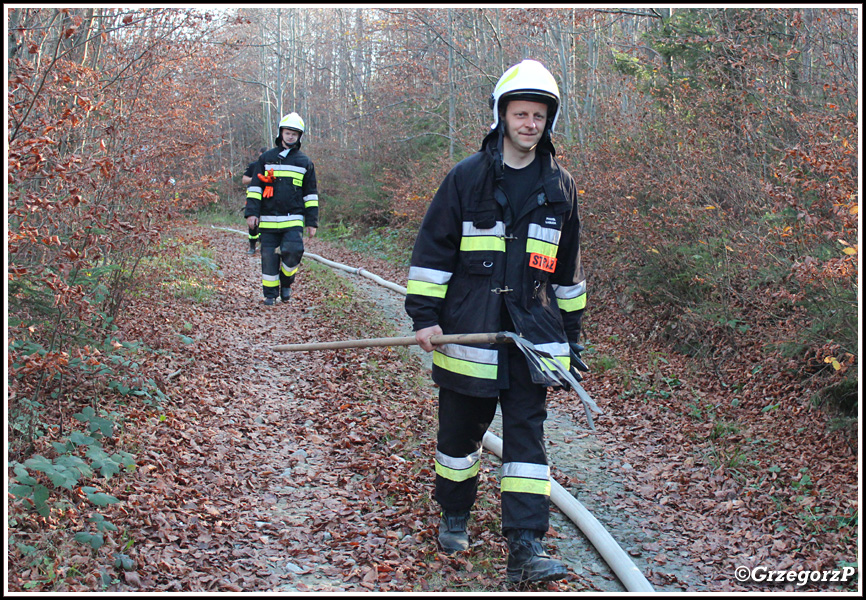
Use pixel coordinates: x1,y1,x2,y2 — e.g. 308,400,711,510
552,280,587,312
459,221,506,252
406,266,452,299
247,185,263,201
259,214,305,229
526,223,560,260
533,341,571,372
433,344,498,380
266,163,306,187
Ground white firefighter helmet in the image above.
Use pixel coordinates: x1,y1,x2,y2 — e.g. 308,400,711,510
278,112,305,135
489,59,561,134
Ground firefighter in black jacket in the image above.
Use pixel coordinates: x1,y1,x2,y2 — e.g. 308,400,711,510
245,113,319,305
405,59,588,583
242,147,267,255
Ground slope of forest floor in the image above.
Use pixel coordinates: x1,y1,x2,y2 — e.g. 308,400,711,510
6,223,859,593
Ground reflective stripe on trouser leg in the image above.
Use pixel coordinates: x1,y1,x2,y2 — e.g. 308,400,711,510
278,228,304,288
248,225,260,242
259,230,283,298
499,344,550,533
434,387,498,513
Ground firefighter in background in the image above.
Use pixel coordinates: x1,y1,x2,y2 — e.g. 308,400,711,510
245,113,319,306
242,147,268,255
404,59,588,583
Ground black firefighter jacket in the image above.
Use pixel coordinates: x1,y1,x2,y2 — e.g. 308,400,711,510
245,144,319,231
405,130,587,398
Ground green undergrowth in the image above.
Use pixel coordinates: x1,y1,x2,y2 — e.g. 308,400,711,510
191,202,242,227
318,221,414,269
140,238,221,304
301,260,424,387
7,226,230,591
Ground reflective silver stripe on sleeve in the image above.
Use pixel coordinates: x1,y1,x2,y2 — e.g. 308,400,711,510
533,342,570,359
408,266,453,285
552,280,587,299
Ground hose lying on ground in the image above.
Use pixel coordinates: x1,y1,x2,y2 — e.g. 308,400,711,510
212,225,655,592
483,432,655,592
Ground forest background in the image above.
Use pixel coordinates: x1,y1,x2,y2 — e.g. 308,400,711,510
5,5,860,592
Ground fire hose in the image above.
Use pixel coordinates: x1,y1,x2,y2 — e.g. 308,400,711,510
210,226,655,591
276,253,654,592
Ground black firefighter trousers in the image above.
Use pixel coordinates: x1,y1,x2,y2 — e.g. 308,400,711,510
259,227,304,299
435,344,550,534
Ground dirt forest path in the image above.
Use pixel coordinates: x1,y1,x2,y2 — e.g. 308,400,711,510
115,224,857,593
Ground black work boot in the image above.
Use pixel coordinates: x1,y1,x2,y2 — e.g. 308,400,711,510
247,241,256,255
280,286,292,303
505,529,569,583
438,510,470,554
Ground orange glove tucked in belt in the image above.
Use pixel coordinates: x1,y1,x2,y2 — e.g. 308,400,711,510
257,169,275,198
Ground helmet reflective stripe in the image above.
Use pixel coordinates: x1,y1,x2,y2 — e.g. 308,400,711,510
278,112,305,134
490,59,561,133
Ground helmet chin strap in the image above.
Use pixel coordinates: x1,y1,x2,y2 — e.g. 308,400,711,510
495,124,505,180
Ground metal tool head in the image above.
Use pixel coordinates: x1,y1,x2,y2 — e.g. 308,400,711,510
501,332,603,429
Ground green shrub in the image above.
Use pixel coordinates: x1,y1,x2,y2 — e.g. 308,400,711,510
8,406,135,553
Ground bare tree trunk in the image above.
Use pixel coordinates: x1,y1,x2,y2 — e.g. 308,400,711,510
448,8,455,159
578,18,600,146
547,17,572,142
289,8,296,110
276,8,283,118
354,8,366,118
259,16,271,144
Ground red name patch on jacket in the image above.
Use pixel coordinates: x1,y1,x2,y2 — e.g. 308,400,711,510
529,253,557,273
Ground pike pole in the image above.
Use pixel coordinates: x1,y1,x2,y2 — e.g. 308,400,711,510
272,331,603,430
271,332,511,352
